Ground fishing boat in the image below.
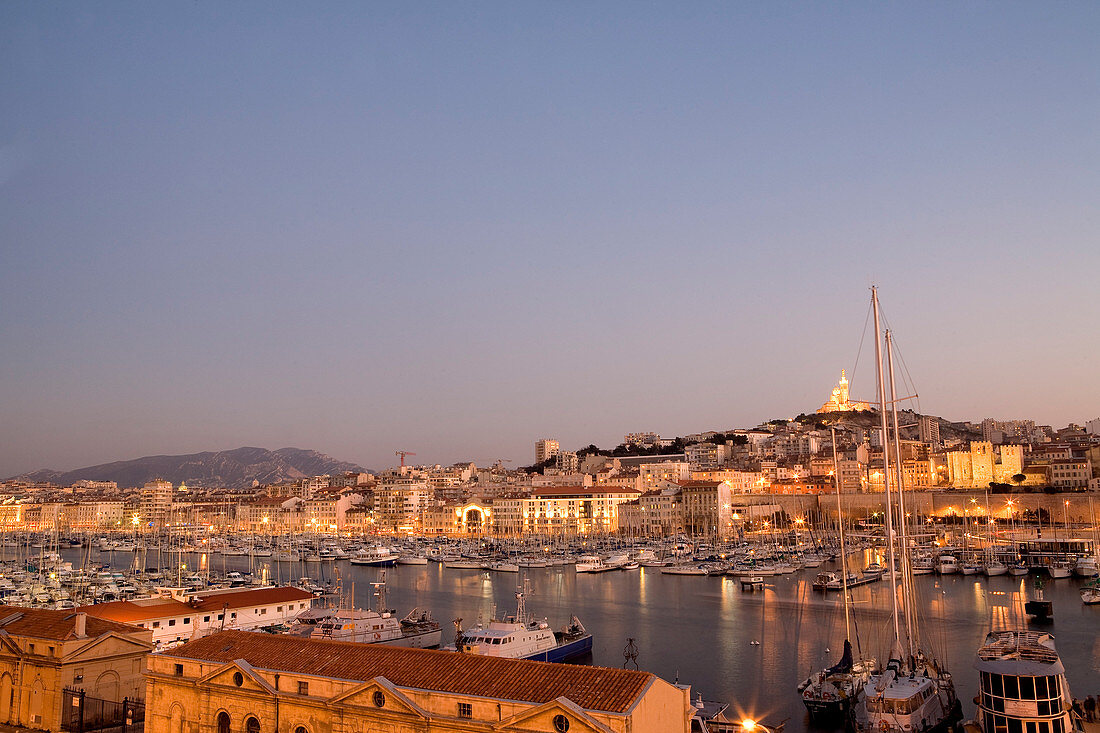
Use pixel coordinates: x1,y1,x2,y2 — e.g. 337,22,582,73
453,578,592,663
853,287,961,733
974,630,1080,733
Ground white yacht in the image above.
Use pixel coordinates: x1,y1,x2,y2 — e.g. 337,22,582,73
349,546,397,566
453,580,591,663
575,555,618,573
287,580,441,648
1072,555,1097,578
1046,560,1074,579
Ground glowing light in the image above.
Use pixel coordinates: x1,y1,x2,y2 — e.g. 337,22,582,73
742,720,757,732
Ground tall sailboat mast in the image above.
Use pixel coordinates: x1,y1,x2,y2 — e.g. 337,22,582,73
885,328,916,662
831,427,852,642
871,286,902,646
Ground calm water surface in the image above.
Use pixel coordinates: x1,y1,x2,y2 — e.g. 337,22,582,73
84,550,1100,732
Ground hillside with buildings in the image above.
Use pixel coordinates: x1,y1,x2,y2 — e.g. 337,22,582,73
0,372,1096,538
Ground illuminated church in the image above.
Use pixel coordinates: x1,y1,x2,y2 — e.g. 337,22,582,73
817,370,870,413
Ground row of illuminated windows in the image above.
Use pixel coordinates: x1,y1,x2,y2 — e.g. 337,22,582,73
983,712,1068,733
142,602,308,630
982,693,1065,718
980,672,1062,703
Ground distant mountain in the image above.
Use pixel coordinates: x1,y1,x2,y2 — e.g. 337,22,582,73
11,447,366,489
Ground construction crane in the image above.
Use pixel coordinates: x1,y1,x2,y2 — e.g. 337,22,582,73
395,450,416,468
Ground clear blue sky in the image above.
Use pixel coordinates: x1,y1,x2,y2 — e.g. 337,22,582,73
2,2,1098,476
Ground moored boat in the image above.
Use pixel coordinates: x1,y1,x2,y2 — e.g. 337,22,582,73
452,579,591,663
974,630,1080,733
287,578,441,648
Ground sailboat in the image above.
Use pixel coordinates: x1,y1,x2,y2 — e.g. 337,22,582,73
797,427,877,722
853,287,961,733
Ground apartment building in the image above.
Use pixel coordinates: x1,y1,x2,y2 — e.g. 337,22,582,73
491,486,642,535
534,439,559,464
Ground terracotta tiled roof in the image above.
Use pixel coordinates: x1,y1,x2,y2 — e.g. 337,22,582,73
0,605,145,641
167,630,653,713
80,587,314,623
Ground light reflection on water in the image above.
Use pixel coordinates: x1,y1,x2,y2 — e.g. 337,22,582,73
60,549,1100,732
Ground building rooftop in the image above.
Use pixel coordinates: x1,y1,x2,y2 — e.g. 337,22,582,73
165,630,654,713
79,586,314,624
531,486,642,498
0,605,144,641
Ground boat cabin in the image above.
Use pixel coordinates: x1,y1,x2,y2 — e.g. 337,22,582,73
975,631,1081,733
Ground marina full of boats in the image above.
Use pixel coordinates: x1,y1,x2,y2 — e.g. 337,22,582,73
2,531,1100,731
1,522,1099,613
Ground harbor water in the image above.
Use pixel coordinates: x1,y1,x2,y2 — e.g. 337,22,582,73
60,549,1100,732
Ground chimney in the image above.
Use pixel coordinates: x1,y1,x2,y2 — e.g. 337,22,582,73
75,612,87,639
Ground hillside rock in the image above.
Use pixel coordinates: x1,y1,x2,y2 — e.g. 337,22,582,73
10,447,366,489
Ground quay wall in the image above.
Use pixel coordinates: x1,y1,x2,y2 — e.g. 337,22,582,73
729,490,1099,524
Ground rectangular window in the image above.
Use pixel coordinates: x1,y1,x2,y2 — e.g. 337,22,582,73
152,622,160,629
298,681,308,695
168,619,176,627
204,616,210,623
1019,676,1035,700
277,606,283,613
458,702,472,719
184,618,191,625
174,664,184,676
1003,676,1019,699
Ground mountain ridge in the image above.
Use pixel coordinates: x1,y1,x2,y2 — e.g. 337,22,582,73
9,447,367,489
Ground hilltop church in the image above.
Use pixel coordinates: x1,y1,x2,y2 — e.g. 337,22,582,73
817,370,870,413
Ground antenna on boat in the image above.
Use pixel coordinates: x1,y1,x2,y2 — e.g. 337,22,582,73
515,576,529,623
370,571,387,613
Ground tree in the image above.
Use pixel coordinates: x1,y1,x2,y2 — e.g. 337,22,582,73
1012,473,1027,486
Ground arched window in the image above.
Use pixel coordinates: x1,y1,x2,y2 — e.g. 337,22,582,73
246,716,260,733
216,712,230,733
294,727,307,733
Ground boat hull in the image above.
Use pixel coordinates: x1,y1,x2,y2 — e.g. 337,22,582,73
350,558,397,566
374,628,443,649
522,634,593,663
802,695,852,723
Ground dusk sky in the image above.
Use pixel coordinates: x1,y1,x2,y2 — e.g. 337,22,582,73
2,3,1098,477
